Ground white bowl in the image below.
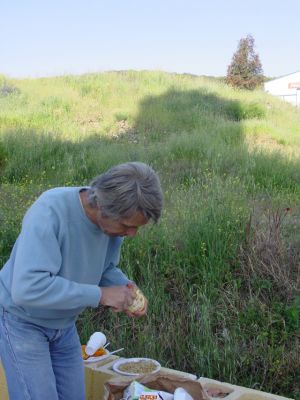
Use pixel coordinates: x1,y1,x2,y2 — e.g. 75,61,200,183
112,357,161,376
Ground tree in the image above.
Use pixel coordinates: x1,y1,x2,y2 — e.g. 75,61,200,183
226,35,264,90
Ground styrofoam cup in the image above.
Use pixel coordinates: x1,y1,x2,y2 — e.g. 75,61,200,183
85,332,107,355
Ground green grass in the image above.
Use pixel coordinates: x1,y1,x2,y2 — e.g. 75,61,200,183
0,71,299,399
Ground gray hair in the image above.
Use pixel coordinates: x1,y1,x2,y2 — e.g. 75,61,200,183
87,162,163,222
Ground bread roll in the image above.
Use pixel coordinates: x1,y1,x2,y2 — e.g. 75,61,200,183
127,287,146,313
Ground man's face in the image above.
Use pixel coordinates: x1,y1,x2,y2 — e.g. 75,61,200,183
96,211,149,237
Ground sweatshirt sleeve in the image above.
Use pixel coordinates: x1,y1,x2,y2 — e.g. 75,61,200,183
11,202,101,310
99,237,129,287
100,263,129,287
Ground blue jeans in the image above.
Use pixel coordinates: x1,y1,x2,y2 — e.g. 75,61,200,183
0,307,85,400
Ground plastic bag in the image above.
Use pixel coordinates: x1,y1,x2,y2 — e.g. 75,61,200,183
123,381,173,400
174,388,194,400
104,372,209,400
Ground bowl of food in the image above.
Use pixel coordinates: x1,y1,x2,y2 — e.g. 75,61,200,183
112,357,161,376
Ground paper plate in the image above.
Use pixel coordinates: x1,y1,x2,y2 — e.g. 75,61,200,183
83,351,111,364
112,357,161,376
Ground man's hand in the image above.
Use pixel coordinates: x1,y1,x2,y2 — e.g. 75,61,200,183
99,285,135,312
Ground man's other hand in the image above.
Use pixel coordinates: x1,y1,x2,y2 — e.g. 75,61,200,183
99,285,135,312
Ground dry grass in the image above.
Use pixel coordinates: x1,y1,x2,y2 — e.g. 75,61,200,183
239,207,300,303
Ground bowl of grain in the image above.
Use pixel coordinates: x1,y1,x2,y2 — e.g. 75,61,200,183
112,357,161,376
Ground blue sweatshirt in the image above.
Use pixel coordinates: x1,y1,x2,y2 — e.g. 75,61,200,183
0,187,129,328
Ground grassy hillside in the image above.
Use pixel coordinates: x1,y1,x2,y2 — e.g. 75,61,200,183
0,71,299,398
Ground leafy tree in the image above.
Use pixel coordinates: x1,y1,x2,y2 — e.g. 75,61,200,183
227,34,264,90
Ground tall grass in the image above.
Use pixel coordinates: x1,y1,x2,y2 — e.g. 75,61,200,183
0,71,299,399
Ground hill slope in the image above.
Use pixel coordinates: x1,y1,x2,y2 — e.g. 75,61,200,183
0,71,299,398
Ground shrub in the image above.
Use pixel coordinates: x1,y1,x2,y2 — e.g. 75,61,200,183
226,101,265,120
0,82,20,97
239,208,299,303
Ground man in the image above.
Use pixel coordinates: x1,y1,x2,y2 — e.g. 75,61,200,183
0,161,163,400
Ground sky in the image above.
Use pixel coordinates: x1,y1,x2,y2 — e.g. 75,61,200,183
0,0,300,79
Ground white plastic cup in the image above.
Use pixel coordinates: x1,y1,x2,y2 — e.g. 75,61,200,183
85,332,107,356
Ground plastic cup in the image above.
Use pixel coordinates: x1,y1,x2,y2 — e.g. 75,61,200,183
85,332,107,356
